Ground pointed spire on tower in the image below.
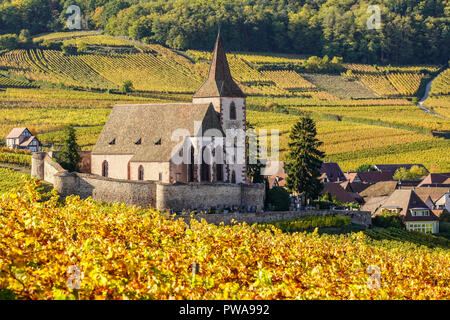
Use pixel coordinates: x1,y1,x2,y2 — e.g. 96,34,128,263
193,31,245,98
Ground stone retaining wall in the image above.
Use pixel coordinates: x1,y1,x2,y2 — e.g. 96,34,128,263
179,209,372,227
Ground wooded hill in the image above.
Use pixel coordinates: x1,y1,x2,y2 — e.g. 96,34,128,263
0,0,449,65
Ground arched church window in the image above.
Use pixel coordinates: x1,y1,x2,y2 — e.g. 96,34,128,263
138,165,144,181
102,161,108,177
230,102,236,120
189,146,195,182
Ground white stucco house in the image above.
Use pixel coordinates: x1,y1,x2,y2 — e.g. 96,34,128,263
6,127,41,152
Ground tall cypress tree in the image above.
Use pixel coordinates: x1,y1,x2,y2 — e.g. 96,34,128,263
58,125,81,172
285,116,325,203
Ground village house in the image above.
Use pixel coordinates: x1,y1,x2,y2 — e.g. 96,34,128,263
417,173,450,187
5,127,40,152
374,164,428,173
322,182,364,205
376,189,440,234
344,171,394,184
261,161,287,188
320,162,346,183
91,33,247,184
414,187,450,210
434,192,450,212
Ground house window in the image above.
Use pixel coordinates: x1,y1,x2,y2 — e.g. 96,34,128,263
102,161,108,177
158,172,162,181
230,102,236,120
138,165,144,181
407,223,433,234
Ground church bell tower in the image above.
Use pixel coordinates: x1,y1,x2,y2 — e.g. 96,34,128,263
192,32,247,184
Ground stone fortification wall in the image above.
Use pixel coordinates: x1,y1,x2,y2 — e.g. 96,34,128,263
156,182,265,212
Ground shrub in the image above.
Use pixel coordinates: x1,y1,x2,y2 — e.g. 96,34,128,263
61,44,77,55
356,164,376,172
393,165,428,180
439,222,450,234
121,80,134,93
440,211,450,223
372,209,405,229
0,34,18,50
40,40,62,50
262,215,351,233
266,186,290,211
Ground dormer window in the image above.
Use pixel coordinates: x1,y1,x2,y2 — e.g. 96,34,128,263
109,139,116,145
155,138,161,145
135,138,142,145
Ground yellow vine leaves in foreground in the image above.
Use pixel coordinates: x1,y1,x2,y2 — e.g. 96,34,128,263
0,180,449,300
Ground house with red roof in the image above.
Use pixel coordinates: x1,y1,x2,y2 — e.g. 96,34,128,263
417,173,450,187
344,171,394,184
6,127,41,152
320,162,347,183
377,189,440,234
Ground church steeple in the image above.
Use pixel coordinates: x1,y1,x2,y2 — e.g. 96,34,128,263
193,32,245,98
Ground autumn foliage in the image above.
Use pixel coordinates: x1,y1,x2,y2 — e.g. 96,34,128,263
0,180,449,300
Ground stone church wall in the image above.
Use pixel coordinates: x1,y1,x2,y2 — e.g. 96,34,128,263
53,172,156,208
32,152,264,210
156,183,265,212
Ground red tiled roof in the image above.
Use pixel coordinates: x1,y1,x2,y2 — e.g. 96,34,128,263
375,164,427,172
379,189,439,222
432,209,448,219
340,181,370,193
344,172,358,183
320,162,346,182
6,127,27,139
414,187,450,203
323,182,358,204
357,171,394,183
359,181,398,198
268,175,287,188
19,135,39,147
417,173,450,187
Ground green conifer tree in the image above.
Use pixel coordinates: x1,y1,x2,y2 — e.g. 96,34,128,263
58,125,81,172
285,116,325,203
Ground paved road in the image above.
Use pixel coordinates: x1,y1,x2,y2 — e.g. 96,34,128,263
418,78,446,119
